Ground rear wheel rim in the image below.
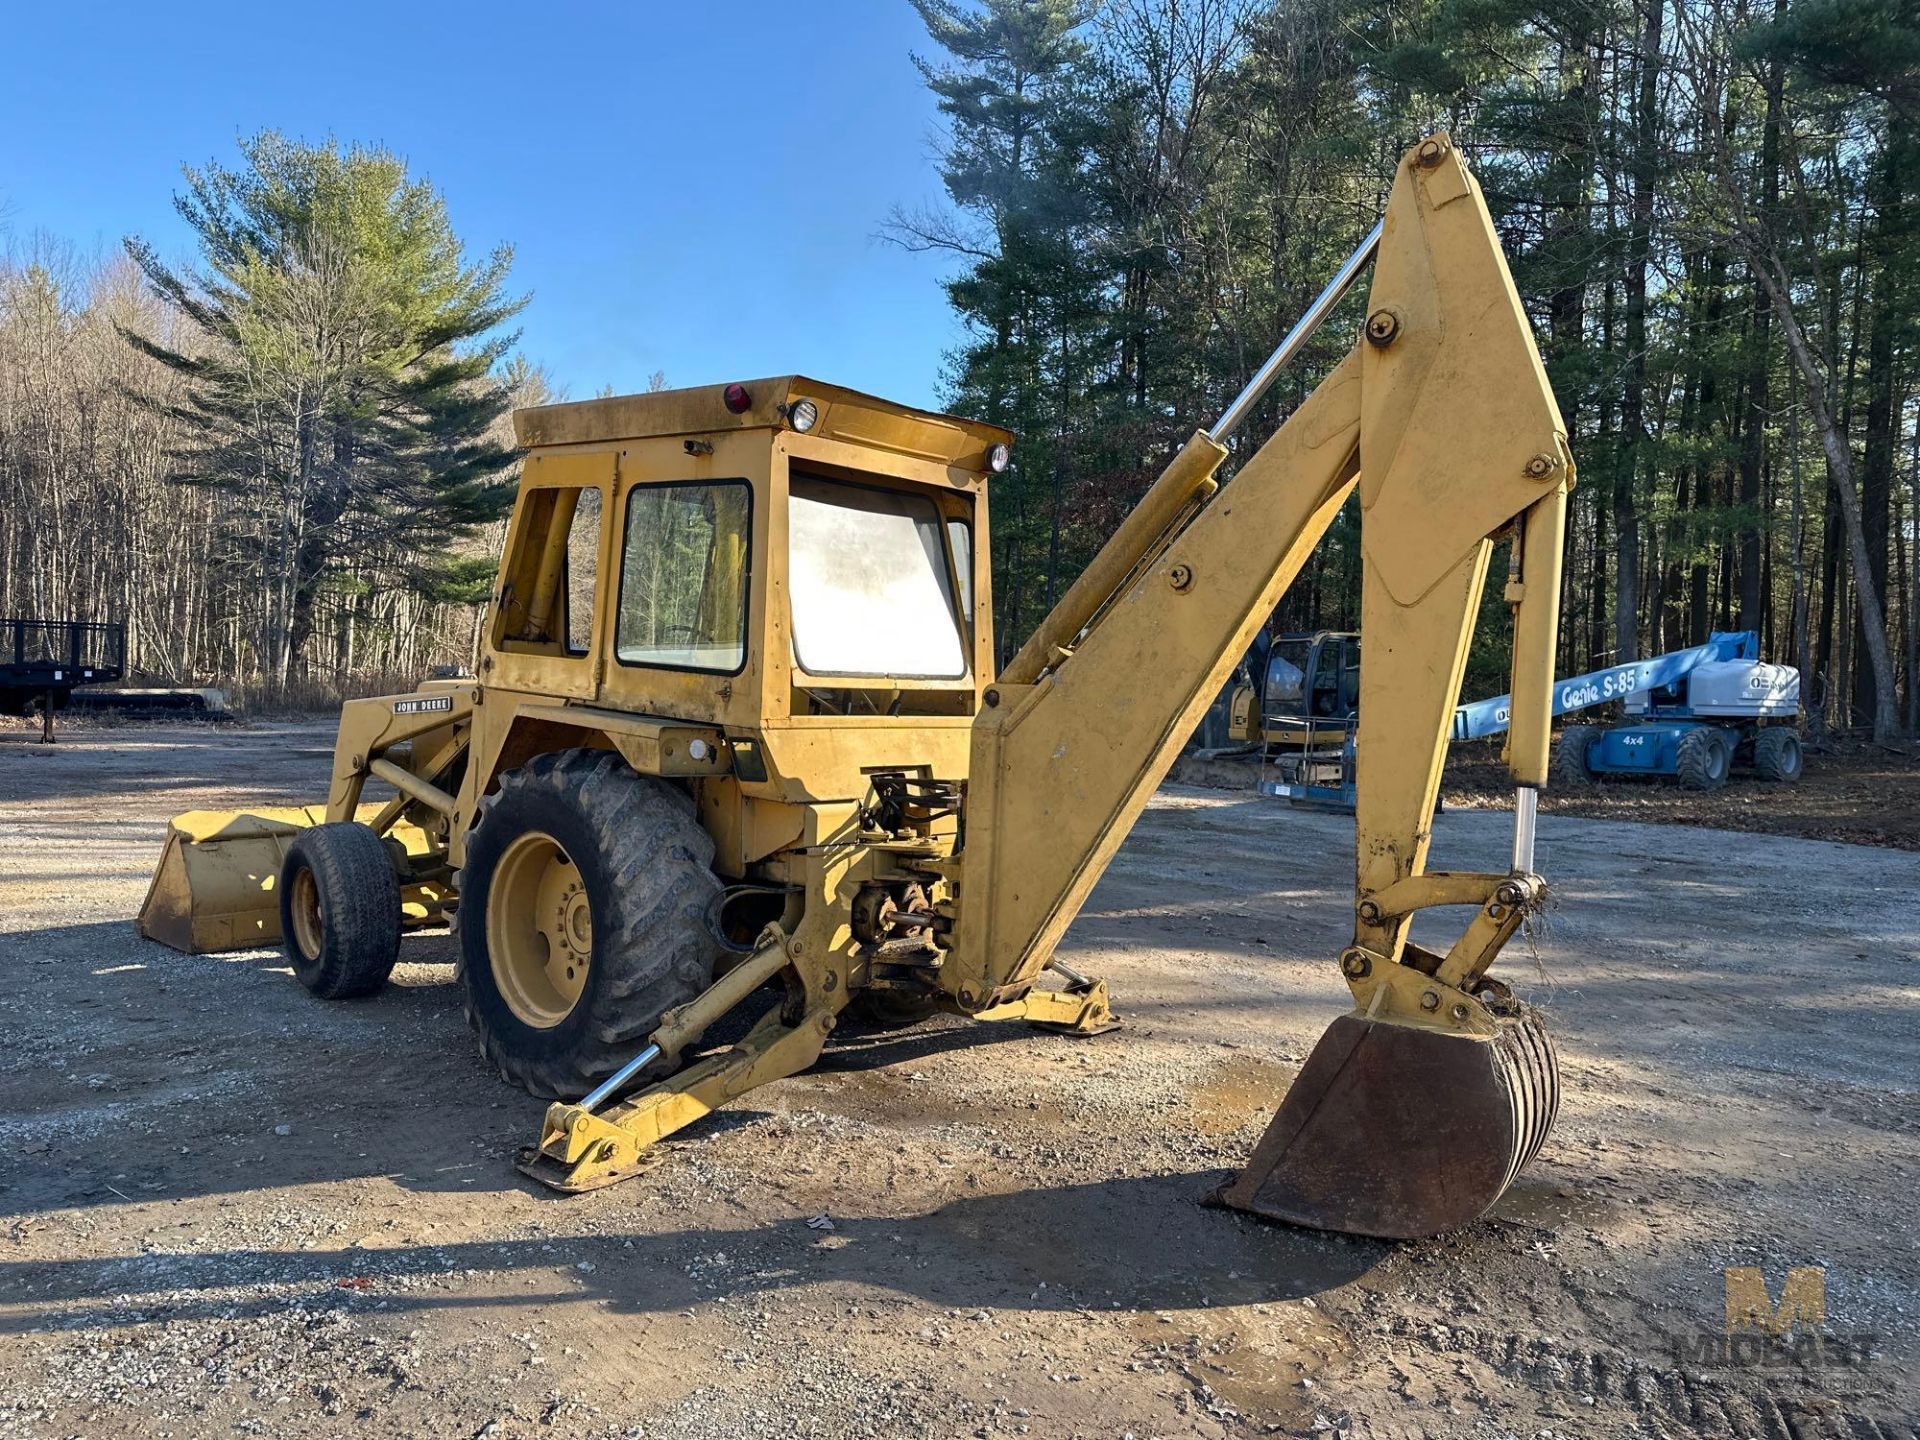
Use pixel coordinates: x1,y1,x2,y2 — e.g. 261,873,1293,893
289,865,324,961
488,830,593,1028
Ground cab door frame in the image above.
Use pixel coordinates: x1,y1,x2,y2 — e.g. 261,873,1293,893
483,449,616,702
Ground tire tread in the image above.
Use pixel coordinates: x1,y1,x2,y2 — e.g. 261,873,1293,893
1752,726,1803,782
1550,725,1604,787
280,822,401,1000
455,749,723,1099
1675,728,1728,791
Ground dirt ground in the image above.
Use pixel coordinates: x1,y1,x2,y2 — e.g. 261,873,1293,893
1177,734,1920,852
1444,736,1920,852
1,722,1915,1440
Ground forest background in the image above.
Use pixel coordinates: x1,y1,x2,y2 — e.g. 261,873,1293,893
2,0,1913,736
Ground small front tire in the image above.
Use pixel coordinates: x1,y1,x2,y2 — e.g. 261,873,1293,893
279,822,402,999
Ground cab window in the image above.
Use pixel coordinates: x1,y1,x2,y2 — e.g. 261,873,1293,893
496,485,601,654
614,481,751,673
565,488,601,653
787,474,967,680
946,518,974,626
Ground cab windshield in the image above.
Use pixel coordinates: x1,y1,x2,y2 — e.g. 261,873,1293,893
787,474,967,679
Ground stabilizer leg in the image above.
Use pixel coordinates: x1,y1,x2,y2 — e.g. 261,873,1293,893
519,1002,838,1192
971,975,1119,1036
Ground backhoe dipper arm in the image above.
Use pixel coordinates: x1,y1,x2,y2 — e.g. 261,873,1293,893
945,136,1574,1239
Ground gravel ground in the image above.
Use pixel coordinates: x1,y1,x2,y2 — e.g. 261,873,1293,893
1,722,1915,1439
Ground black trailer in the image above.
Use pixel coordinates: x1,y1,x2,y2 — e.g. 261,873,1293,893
1,619,127,741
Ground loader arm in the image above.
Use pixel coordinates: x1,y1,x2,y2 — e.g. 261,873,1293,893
943,135,1574,1238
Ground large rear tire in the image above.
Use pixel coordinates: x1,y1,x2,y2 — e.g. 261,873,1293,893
1550,725,1604,786
456,749,724,1100
279,822,401,999
1752,726,1804,782
1675,728,1731,791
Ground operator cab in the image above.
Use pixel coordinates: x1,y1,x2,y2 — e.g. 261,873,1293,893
487,377,1010,731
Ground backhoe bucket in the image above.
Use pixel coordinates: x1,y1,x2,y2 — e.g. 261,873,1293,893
1218,1008,1558,1240
138,808,440,955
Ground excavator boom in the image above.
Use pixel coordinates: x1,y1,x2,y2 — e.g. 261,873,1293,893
941,134,1573,1238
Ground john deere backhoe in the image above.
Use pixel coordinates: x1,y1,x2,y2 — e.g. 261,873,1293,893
140,136,1571,1240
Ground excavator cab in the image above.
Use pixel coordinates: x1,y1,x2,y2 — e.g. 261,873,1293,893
1228,630,1361,745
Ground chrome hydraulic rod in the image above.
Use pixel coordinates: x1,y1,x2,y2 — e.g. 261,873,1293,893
1209,219,1384,444
1046,956,1093,991
579,1044,661,1113
1509,786,1539,876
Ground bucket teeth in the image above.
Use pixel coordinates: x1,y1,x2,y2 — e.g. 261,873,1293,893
1217,1006,1560,1240
1499,1006,1561,1183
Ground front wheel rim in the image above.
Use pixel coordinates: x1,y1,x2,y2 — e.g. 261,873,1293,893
289,865,324,960
487,830,593,1028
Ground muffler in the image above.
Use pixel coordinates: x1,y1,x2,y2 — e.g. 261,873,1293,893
1218,1004,1558,1240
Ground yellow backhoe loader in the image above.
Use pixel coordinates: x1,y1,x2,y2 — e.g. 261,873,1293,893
140,135,1571,1239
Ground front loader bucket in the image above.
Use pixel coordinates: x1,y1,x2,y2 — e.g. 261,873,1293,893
138,807,441,955
1218,1008,1558,1240
137,809,326,954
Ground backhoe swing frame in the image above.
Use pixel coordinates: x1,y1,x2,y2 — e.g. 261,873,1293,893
530,135,1573,1230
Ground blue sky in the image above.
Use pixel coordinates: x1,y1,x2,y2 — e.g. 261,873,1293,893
0,1,968,409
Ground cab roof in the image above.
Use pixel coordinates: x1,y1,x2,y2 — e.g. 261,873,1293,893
513,376,1013,473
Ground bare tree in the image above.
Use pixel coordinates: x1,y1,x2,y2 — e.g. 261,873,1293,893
0,240,526,703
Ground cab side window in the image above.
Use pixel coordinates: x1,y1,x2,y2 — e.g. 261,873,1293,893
614,481,752,673
495,485,602,654
565,488,601,653
946,518,974,626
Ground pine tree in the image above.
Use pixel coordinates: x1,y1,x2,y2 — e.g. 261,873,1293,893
897,0,1102,655
123,132,526,690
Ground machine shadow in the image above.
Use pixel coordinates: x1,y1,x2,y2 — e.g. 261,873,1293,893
0,921,1135,1221
813,1014,1048,1072
0,1171,1391,1334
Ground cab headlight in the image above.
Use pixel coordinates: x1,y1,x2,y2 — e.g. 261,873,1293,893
988,442,1011,473
788,398,820,433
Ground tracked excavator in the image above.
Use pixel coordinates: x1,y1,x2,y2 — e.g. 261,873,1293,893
139,135,1571,1239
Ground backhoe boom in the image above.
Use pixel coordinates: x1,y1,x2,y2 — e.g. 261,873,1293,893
942,134,1574,1238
